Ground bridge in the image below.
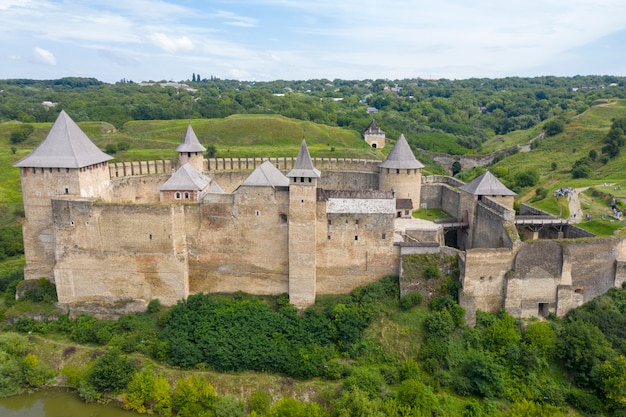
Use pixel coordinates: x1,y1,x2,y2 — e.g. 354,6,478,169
514,216,570,226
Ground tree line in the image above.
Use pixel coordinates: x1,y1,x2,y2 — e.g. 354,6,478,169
2,76,625,156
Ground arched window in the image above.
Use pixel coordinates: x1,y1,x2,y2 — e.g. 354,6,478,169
175,192,181,199
184,192,190,199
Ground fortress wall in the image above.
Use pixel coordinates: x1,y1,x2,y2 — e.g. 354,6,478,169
187,186,290,295
441,186,461,218
51,200,188,307
109,160,173,178
206,157,380,173
507,241,563,317
460,248,517,324
422,175,465,188
418,181,463,220
319,171,379,191
472,202,515,249
420,184,443,209
315,207,399,294
110,175,169,203
564,225,596,239
565,238,622,301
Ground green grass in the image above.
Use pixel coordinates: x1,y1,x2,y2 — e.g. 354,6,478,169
413,208,451,221
577,218,626,236
480,123,546,154
0,256,24,275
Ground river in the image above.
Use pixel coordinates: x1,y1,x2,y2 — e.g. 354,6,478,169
0,389,140,417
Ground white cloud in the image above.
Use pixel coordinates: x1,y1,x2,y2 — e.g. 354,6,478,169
213,10,257,28
149,33,194,53
33,47,56,65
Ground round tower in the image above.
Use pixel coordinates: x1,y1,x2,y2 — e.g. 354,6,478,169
13,110,113,281
378,134,424,206
176,124,206,172
287,140,321,308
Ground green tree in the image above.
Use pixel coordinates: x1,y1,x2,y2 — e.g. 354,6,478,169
124,369,172,415
89,348,137,393
543,119,565,136
172,375,216,417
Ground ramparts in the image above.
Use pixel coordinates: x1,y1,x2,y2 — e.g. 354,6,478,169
109,157,382,179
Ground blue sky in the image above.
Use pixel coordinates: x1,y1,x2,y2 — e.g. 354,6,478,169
1,0,626,83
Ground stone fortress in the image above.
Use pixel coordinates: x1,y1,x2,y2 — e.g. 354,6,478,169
14,111,626,323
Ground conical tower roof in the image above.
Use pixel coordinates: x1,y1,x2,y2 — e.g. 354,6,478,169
459,171,516,196
287,140,321,178
159,163,212,191
13,110,113,168
242,161,289,187
378,134,424,169
176,124,206,153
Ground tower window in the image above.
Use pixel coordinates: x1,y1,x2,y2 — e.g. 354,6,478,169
301,199,304,204
175,192,181,199
300,177,304,183
328,219,331,225
308,178,312,183
327,235,331,240
256,210,260,216
279,213,287,223
64,188,69,194
354,235,358,241
356,219,359,225
184,192,190,199
382,233,386,240
396,169,400,174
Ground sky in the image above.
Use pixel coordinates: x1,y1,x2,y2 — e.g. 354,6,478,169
1,0,626,83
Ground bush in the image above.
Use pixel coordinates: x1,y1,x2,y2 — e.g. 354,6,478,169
104,144,117,154
89,348,137,393
343,367,387,399
544,119,565,136
16,278,57,303
399,292,422,310
249,389,272,416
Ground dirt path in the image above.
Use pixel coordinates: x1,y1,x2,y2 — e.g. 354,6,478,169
568,187,589,223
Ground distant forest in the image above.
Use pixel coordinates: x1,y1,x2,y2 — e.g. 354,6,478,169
1,75,625,155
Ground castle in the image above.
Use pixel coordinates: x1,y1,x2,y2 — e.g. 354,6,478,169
14,111,626,323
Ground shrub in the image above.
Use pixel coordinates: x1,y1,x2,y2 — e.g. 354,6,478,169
399,292,422,310
249,389,272,416
544,119,565,136
89,348,137,393
16,278,57,303
343,367,387,399
424,265,441,279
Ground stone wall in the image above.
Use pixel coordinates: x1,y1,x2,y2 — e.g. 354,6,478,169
51,199,189,308
461,237,626,323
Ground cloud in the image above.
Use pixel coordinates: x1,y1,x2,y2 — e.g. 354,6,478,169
33,47,56,65
149,33,194,53
98,49,140,66
212,10,257,28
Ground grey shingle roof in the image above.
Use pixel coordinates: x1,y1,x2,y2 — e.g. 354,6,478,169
176,124,206,153
378,134,424,169
287,140,321,178
459,171,516,196
159,163,212,191
362,120,384,135
242,161,290,187
207,181,225,193
13,110,113,168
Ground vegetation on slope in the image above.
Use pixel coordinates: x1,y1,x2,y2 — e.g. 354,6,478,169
3,263,626,416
